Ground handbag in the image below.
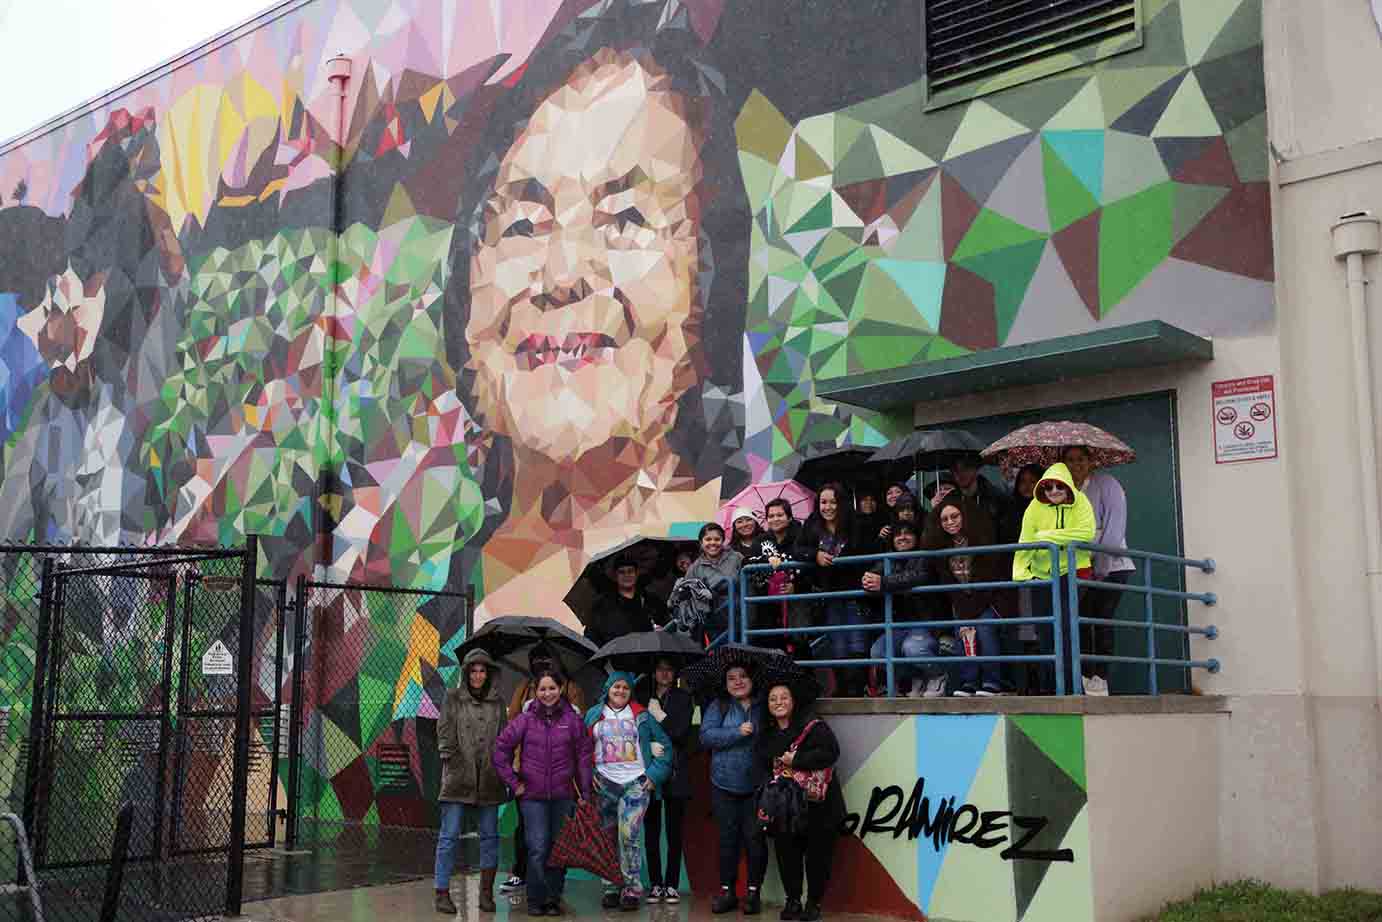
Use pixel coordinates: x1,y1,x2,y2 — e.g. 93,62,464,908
773,719,833,802
546,799,622,884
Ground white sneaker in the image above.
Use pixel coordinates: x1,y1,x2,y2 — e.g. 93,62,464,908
664,887,681,904
1082,675,1109,696
499,875,524,893
923,676,947,698
907,678,926,698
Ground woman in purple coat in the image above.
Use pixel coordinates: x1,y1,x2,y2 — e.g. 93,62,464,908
493,670,594,916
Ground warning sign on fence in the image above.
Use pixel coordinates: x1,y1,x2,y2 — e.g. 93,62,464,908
1213,375,1278,464
202,639,234,676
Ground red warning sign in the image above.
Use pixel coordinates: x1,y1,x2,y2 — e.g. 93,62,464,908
1213,375,1278,464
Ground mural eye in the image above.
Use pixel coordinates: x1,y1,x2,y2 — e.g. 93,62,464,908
503,218,536,239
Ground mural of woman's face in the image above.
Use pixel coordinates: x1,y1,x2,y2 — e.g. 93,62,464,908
466,48,705,463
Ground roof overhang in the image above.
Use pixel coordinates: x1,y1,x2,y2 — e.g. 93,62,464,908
816,321,1213,411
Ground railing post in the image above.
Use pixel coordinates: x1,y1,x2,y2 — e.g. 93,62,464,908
285,573,308,851
1048,547,1065,696
1066,546,1082,695
882,556,895,697
736,571,747,645
1143,560,1159,695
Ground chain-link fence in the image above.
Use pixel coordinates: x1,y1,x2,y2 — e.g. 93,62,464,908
0,541,261,922
287,578,471,850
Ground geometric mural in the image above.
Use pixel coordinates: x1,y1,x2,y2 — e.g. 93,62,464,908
0,0,1268,831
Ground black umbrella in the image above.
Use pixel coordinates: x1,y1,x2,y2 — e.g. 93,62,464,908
682,643,800,698
456,615,598,680
563,535,685,626
589,630,705,675
793,444,877,492
868,429,988,493
756,667,823,711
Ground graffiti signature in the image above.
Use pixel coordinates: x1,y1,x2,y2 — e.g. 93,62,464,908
842,777,1075,862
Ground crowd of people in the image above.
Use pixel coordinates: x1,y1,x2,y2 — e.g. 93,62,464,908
434,645,842,919
582,446,1134,698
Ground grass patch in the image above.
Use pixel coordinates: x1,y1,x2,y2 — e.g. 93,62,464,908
1149,880,1382,921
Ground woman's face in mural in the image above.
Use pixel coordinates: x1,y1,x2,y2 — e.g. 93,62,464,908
466,48,705,463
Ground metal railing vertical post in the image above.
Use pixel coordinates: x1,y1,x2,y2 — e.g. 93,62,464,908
1066,546,1083,695
737,571,749,645
1143,561,1159,695
881,557,895,697
19,556,55,886
225,534,260,916
1048,547,1065,696
285,574,307,851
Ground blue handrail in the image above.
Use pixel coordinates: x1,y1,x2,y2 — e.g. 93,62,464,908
722,541,1220,697
1066,543,1219,695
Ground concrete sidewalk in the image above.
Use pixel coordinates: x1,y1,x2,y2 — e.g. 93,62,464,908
234,878,875,921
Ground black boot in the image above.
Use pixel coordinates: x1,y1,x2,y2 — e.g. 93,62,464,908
799,901,822,921
434,888,457,915
744,886,762,915
712,887,738,914
781,897,803,920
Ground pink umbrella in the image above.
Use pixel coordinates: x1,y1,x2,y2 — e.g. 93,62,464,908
981,421,1136,479
718,480,817,530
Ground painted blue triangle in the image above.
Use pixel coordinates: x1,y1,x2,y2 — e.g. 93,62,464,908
874,259,947,330
1043,129,1106,202
915,714,1000,910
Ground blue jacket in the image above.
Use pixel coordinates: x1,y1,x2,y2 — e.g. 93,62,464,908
699,696,761,794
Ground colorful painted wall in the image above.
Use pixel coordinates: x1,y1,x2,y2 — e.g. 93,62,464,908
0,0,1269,821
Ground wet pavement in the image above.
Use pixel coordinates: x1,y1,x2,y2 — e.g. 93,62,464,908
234,877,877,922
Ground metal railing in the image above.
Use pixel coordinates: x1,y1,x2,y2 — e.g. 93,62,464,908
729,541,1219,696
1066,543,1219,694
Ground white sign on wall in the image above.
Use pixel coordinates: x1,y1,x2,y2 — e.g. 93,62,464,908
201,639,234,676
1212,375,1278,464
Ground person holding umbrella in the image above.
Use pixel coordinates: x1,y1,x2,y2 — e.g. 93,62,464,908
699,661,768,914
493,670,593,917
1013,463,1097,694
584,672,674,910
755,675,844,922
636,658,695,904
435,649,507,914
586,555,662,649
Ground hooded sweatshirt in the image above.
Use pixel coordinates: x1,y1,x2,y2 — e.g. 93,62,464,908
438,648,508,805
1013,463,1097,581
584,672,674,793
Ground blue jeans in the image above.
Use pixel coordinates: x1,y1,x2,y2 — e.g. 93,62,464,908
435,802,499,888
519,798,573,907
824,599,869,658
869,628,939,688
957,607,1003,690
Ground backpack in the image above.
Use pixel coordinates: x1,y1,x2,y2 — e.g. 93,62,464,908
667,577,713,634
756,774,808,838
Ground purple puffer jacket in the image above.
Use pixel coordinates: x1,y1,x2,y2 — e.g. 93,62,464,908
493,701,593,801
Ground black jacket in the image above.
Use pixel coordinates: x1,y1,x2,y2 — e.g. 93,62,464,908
793,519,864,593
635,678,696,799
754,713,846,829
585,590,660,648
865,554,937,621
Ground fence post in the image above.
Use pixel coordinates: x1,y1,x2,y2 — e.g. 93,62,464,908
1066,546,1083,695
1143,561,1159,695
464,583,476,639
1048,547,1065,696
285,574,307,851
882,557,895,697
19,556,55,883
225,535,260,916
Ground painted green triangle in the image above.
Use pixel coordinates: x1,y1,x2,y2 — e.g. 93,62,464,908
1181,0,1242,64
1152,73,1222,138
955,238,1048,342
795,136,831,180
1102,130,1170,203
1171,183,1230,243
1043,139,1100,231
1046,78,1106,132
735,90,794,162
322,716,362,776
987,77,1090,133
835,131,886,186
1097,67,1185,125
869,125,935,175
1100,181,1174,311
889,181,944,263
952,209,1046,262
1200,0,1262,65
737,152,778,209
1011,715,1086,791
945,100,1031,161
926,337,971,360
316,776,344,820
787,192,833,234
849,333,928,371
359,673,395,745
796,113,835,164
1226,111,1268,182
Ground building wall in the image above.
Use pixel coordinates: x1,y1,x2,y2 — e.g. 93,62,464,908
0,0,1275,840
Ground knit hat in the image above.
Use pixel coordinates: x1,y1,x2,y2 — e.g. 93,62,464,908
731,507,758,526
602,671,638,703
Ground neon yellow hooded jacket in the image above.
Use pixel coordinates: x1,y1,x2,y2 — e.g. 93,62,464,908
1013,463,1097,581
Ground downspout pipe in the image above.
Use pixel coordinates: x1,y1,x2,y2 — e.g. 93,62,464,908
317,53,350,581
1331,211,1382,700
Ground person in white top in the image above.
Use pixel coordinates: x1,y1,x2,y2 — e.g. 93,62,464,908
1060,445,1136,696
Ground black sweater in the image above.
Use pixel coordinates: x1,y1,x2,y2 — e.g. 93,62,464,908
754,714,846,829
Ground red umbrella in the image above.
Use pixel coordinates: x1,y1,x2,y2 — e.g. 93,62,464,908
981,421,1135,478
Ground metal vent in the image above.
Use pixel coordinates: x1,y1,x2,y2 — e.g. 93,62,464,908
925,0,1138,93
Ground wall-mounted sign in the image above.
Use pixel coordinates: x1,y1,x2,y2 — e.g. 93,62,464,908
1212,375,1278,464
202,639,234,676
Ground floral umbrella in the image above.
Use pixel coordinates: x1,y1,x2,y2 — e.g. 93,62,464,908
981,421,1136,479
717,480,817,531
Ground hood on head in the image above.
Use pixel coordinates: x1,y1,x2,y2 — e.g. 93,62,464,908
1035,463,1078,505
602,670,637,702
460,647,498,695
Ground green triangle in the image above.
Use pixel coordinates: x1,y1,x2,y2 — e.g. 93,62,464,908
1181,0,1242,64
1097,67,1184,125
795,136,832,180
1100,181,1174,311
988,77,1090,133
868,125,935,175
855,262,933,329
1042,139,1100,231
1101,130,1170,203
1226,111,1269,182
316,776,344,820
1046,78,1105,132
835,130,886,186
889,180,944,263
359,673,395,746
945,100,1031,160
1200,0,1262,65
954,238,1048,342
322,716,362,776
952,209,1047,262
849,333,927,371
1151,73,1222,138
795,113,835,164
1171,183,1230,243
735,90,794,162
737,152,778,209
926,337,971,360
1011,715,1086,791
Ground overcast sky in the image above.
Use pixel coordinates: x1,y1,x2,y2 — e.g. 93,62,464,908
0,0,277,146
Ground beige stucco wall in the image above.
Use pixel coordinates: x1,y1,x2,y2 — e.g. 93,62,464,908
1085,714,1221,921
